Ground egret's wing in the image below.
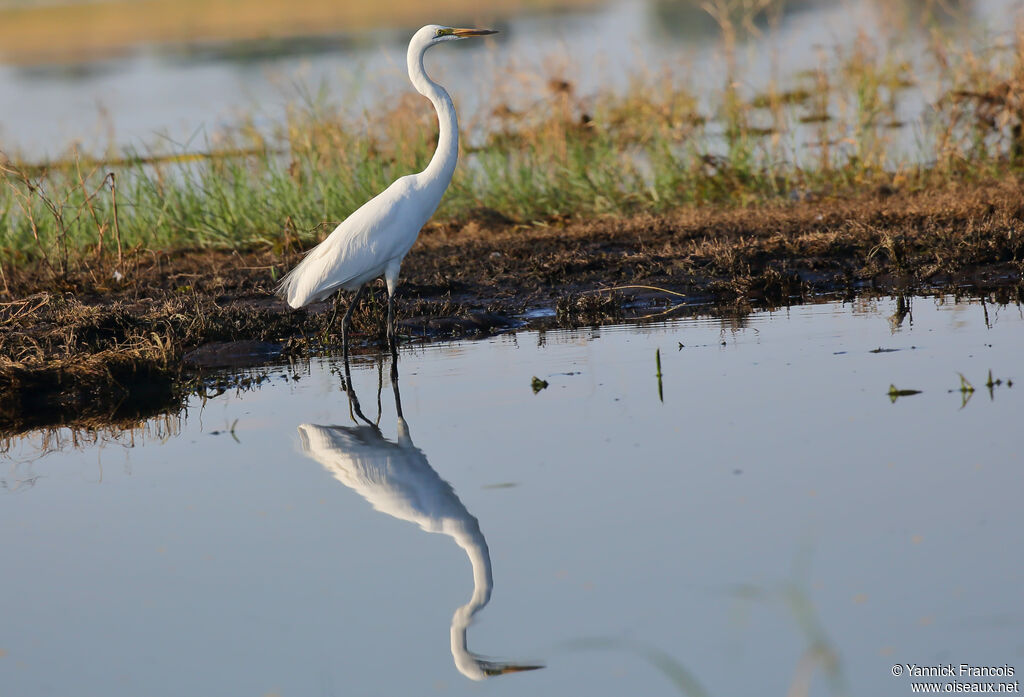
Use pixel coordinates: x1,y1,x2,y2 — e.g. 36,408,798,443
277,176,424,308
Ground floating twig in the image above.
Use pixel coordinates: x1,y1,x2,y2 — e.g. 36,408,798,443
596,284,687,299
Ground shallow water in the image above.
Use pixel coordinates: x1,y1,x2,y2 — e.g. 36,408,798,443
3,296,1023,696
1,0,1017,159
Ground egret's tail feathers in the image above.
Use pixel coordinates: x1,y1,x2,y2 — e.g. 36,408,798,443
276,243,337,309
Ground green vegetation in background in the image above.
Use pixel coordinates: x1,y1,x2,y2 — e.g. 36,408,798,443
1,11,1022,280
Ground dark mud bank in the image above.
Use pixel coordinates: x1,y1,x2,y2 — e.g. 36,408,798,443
2,180,1023,436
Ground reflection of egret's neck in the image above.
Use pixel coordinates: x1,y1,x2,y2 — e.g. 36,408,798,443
454,520,493,613
395,416,413,448
448,520,541,680
450,519,495,680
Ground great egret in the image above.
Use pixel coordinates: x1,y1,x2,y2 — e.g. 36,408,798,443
277,25,497,354
295,361,542,680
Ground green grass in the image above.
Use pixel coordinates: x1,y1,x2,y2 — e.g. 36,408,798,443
1,17,1022,280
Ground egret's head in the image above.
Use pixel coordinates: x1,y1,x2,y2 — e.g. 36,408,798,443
414,24,498,48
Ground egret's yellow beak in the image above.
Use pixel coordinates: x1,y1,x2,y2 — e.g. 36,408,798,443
451,28,499,37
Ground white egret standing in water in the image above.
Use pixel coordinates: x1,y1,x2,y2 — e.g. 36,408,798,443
277,25,497,354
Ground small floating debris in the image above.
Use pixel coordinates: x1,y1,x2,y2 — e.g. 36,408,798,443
655,349,664,403
531,376,549,394
952,373,975,409
957,373,975,393
888,385,922,402
985,369,1014,398
870,347,900,354
208,419,240,442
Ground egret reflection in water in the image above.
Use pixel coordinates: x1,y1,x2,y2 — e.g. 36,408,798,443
296,359,542,680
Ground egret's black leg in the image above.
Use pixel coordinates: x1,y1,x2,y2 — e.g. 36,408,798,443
387,291,398,355
391,359,403,419
310,292,342,349
341,284,367,361
327,292,342,334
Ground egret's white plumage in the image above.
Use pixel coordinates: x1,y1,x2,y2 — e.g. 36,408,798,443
277,25,496,349
276,175,421,307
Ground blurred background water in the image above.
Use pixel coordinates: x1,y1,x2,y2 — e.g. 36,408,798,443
0,0,1018,159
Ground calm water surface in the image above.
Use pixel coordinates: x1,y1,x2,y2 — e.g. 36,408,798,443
2,296,1023,696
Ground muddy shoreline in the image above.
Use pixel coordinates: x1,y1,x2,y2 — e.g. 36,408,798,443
2,179,1022,436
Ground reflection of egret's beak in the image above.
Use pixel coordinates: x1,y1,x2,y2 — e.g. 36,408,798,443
482,663,545,676
452,28,499,37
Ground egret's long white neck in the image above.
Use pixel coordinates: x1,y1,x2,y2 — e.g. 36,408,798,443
407,41,459,189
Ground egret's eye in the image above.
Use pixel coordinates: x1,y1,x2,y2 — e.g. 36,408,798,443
435,28,444,37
